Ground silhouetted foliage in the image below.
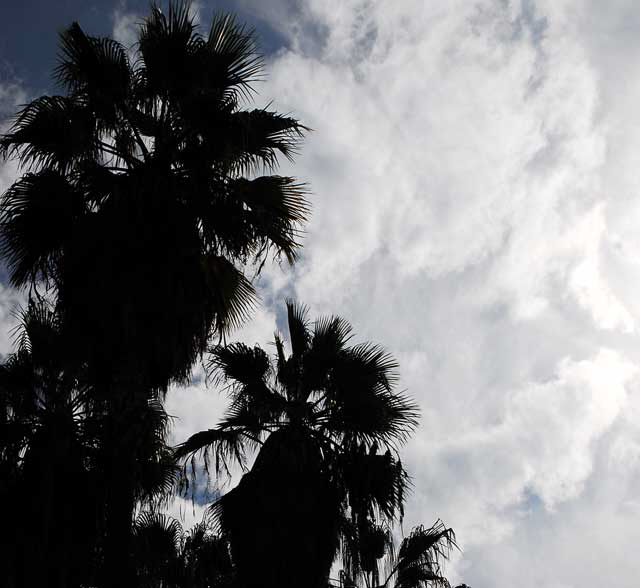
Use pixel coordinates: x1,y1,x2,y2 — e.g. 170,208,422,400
0,1,308,389
0,3,472,588
336,520,457,588
132,511,234,588
0,301,100,587
0,1,308,584
176,301,419,588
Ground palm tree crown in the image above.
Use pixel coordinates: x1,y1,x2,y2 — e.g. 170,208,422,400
132,511,234,588
0,1,309,390
176,301,419,588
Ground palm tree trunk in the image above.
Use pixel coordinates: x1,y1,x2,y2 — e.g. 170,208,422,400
101,391,140,588
221,428,341,588
103,456,135,587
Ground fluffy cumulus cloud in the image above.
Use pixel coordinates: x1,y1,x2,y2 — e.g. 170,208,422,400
206,0,638,585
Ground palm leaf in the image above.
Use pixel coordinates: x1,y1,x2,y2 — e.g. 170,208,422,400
227,175,310,264
228,108,308,173
0,169,80,287
55,22,131,128
286,299,311,356
341,517,393,585
393,522,457,588
301,315,354,394
133,511,183,586
208,342,272,387
206,12,263,102
174,426,249,477
138,0,202,99
323,344,419,445
0,96,97,171
202,254,258,335
342,446,409,523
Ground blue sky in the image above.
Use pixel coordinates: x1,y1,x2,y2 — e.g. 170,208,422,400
0,0,285,96
3,1,640,587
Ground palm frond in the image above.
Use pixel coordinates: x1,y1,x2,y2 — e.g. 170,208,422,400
227,175,310,264
342,445,409,523
134,399,180,508
208,342,272,387
392,522,457,588
323,344,419,446
202,254,258,335
301,315,354,394
323,389,419,447
0,96,97,171
55,22,131,127
274,331,287,371
181,519,234,587
228,108,308,173
0,169,80,287
341,517,394,586
134,511,183,549
174,426,248,477
207,343,285,430
138,0,202,99
206,12,263,102
14,299,60,359
133,511,183,584
286,299,311,356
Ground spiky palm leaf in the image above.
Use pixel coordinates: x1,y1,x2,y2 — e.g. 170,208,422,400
390,522,457,588
133,511,183,588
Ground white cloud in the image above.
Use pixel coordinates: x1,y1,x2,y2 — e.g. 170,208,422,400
0,80,29,356
175,1,640,586
112,7,139,49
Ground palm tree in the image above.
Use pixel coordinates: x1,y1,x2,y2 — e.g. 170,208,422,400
0,301,99,587
175,301,419,588
0,301,179,587
338,521,458,588
132,511,184,588
132,511,234,588
0,2,309,582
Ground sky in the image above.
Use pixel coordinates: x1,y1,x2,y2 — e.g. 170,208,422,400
1,1,640,586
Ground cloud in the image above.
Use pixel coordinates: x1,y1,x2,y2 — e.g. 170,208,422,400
112,6,139,49
0,80,29,355
44,1,640,584
168,1,640,586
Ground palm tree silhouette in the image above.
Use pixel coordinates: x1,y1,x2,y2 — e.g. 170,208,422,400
0,301,99,587
0,301,182,587
176,301,419,588
132,511,234,588
0,2,308,582
338,521,458,588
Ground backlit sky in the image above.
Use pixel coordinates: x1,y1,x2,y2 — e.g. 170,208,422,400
2,2,640,587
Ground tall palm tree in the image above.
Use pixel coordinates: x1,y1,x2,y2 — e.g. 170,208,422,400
175,301,419,588
0,2,309,582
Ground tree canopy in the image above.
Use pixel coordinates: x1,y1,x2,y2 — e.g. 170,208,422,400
0,2,469,587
